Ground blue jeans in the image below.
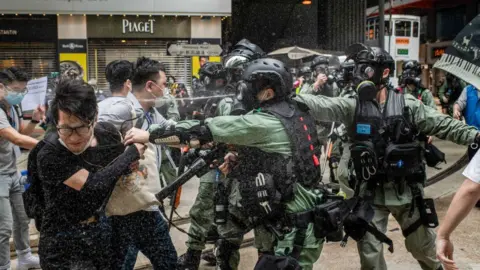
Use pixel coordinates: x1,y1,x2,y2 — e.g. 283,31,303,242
111,210,177,270
0,173,31,270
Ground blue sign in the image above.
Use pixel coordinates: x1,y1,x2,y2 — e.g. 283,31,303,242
356,124,371,135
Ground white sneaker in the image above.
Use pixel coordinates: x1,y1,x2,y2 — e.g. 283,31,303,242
16,251,40,270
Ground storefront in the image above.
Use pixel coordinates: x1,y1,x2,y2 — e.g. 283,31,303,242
0,15,57,78
87,15,192,89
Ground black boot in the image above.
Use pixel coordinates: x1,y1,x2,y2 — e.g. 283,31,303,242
177,248,202,270
215,239,240,270
201,250,216,266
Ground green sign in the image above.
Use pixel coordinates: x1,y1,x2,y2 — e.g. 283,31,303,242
397,48,409,55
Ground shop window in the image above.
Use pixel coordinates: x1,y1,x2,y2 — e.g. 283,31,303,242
395,21,411,37
413,22,419,38
436,6,466,41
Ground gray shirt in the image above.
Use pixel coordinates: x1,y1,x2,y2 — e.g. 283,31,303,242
0,106,20,174
98,96,135,136
455,86,480,112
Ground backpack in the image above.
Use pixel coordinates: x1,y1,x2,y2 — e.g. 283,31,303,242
22,139,48,230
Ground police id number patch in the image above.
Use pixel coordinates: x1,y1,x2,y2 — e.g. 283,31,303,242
356,123,371,135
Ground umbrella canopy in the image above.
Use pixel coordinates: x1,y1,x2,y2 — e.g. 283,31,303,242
434,14,480,90
268,46,323,60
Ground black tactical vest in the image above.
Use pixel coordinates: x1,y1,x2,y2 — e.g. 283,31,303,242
349,88,424,181
231,100,321,225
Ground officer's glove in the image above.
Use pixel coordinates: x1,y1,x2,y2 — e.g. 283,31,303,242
149,122,213,148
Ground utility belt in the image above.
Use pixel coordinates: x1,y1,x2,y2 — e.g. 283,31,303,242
350,140,424,181
254,195,395,270
402,182,439,237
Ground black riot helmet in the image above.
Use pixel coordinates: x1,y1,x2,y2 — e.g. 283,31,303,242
336,60,356,89
311,55,330,76
223,39,266,84
402,60,421,77
198,62,227,91
346,43,395,87
299,65,312,81
400,60,422,87
237,58,293,106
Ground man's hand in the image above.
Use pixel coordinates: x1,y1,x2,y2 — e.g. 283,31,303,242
125,128,150,145
313,74,328,91
133,143,147,159
32,105,46,123
453,109,461,120
436,237,458,270
442,96,449,104
218,152,238,176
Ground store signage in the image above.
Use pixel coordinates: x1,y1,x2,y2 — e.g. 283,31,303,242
0,15,57,42
0,29,17,36
168,44,223,56
396,38,410,45
122,19,155,34
431,47,447,58
397,48,409,56
427,41,452,64
87,16,190,38
58,39,87,53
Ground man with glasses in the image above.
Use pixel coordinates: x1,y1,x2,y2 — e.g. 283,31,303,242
110,57,177,270
0,67,44,270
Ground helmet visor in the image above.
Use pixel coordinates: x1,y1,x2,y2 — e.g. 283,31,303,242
224,55,250,69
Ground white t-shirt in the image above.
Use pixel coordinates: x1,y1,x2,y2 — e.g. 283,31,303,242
463,150,480,183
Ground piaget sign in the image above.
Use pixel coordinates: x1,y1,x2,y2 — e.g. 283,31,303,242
122,18,155,34
87,15,190,38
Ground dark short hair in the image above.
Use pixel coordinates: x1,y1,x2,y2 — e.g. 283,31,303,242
50,79,97,124
105,60,133,93
132,57,165,91
0,67,30,86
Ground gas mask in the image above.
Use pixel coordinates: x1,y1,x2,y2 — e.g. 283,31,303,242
226,68,244,85
313,65,329,78
231,81,256,114
356,80,378,101
352,63,387,89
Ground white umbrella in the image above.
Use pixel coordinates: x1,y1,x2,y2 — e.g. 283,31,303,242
268,46,323,60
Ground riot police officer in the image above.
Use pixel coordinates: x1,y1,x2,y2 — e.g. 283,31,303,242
438,72,467,115
297,65,313,94
400,60,436,109
176,39,264,270
294,44,480,270
126,46,480,269
127,58,330,270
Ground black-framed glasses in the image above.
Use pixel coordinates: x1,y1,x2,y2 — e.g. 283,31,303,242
56,123,92,137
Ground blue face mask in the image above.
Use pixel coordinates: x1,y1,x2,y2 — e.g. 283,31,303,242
4,91,25,106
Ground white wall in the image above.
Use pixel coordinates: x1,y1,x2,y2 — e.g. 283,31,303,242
0,0,231,15
190,17,222,39
58,15,87,39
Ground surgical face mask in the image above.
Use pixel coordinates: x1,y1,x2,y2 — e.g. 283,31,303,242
58,131,94,155
4,87,27,106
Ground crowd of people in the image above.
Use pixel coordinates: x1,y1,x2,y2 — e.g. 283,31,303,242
0,38,479,270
